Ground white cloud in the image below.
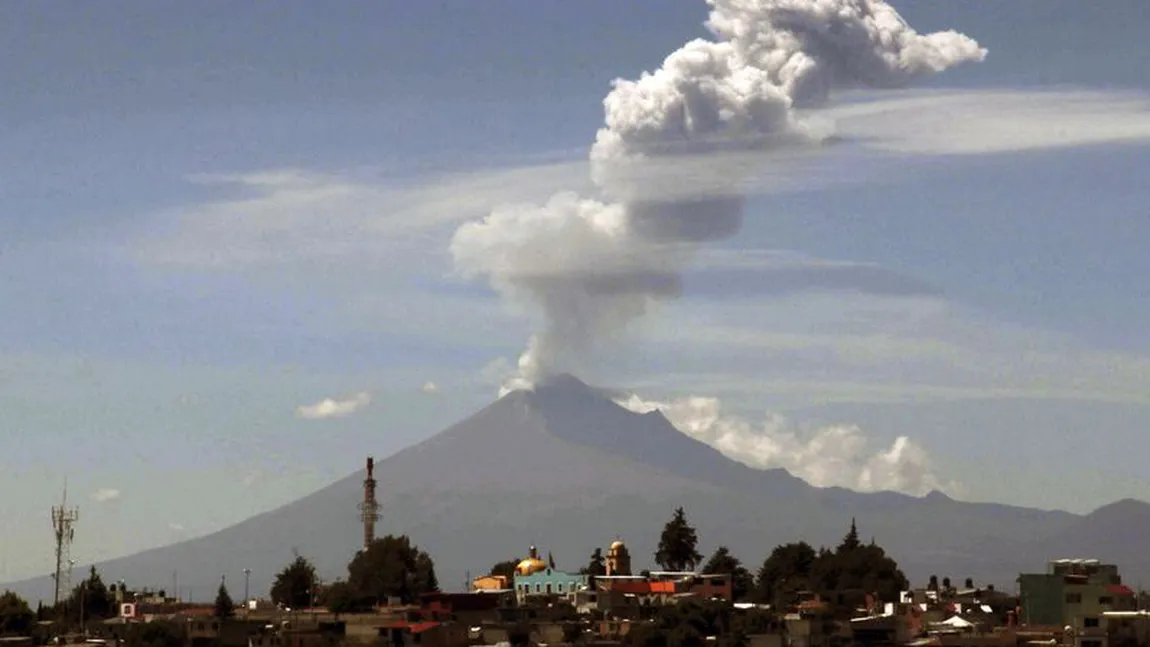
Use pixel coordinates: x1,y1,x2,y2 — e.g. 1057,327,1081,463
90,488,121,503
295,392,371,420
168,522,186,533
421,381,440,394
826,88,1150,155
616,391,957,497
241,471,260,487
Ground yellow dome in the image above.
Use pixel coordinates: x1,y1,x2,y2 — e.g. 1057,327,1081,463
610,540,626,550
516,558,548,576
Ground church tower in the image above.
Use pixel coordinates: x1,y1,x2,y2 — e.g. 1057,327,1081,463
606,539,632,576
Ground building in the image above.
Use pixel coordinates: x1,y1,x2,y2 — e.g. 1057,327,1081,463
511,545,588,604
515,567,590,604
376,621,467,647
1018,559,1137,647
470,574,509,592
606,540,632,576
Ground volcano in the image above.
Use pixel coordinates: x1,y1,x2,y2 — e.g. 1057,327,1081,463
6,374,1150,602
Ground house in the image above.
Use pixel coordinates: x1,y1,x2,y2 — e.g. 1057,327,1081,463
470,575,509,592
376,621,467,647
419,591,512,625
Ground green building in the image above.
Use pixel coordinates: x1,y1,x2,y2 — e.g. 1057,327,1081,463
1019,559,1137,647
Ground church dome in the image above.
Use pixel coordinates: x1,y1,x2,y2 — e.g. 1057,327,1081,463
610,540,626,551
516,545,548,576
516,557,548,576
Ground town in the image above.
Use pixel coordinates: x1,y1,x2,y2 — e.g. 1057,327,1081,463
3,458,1147,647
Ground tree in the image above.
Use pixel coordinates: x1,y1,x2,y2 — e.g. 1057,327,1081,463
347,535,439,605
490,560,519,580
655,507,702,572
755,541,816,604
702,546,753,602
0,590,34,636
810,520,908,609
271,555,318,609
214,581,235,618
62,566,113,627
581,549,607,578
838,519,861,552
323,580,371,615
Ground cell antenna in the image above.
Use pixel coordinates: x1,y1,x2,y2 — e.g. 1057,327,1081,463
358,456,381,551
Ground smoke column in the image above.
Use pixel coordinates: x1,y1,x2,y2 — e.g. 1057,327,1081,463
451,0,986,390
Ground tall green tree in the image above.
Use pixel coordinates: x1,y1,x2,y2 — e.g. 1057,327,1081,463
271,555,318,609
347,535,439,605
214,581,235,618
755,541,816,604
702,546,753,601
0,590,35,636
655,507,703,572
581,549,607,578
64,566,113,626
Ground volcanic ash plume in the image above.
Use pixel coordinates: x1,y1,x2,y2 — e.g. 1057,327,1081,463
451,0,986,389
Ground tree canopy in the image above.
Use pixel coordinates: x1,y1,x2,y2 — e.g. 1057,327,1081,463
489,560,519,580
346,535,438,605
0,590,34,636
702,546,753,602
756,520,907,610
271,554,318,609
655,507,702,572
214,581,235,618
755,541,817,604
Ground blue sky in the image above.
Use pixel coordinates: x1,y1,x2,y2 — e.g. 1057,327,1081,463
3,0,1150,584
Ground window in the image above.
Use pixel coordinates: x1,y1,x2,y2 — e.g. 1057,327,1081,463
1099,597,1114,605
1066,593,1083,603
557,583,564,593
1082,641,1102,647
1084,617,1100,628
546,584,553,594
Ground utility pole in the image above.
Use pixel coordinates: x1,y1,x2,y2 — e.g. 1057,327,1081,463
243,568,251,615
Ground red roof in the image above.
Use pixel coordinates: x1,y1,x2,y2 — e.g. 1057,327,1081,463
606,581,675,595
379,621,441,634
1107,585,1135,597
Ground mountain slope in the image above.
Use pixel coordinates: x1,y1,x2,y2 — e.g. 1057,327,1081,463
5,375,1144,602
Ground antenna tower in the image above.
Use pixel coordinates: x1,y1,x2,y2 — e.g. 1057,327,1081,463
357,456,381,551
51,482,79,607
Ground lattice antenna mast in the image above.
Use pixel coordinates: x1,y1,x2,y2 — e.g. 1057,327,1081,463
51,480,79,607
357,456,381,551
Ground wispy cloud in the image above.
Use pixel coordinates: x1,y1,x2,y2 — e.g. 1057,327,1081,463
631,293,1150,407
91,488,121,503
129,89,1150,273
421,381,440,395
295,392,371,420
